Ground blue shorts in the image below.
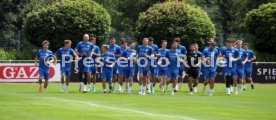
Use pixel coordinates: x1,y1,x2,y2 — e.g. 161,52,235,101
204,67,217,80
60,67,71,76
244,63,252,78
118,67,125,76
222,67,232,76
91,66,97,74
158,67,167,77
78,59,84,73
102,68,113,83
234,67,244,79
113,64,118,74
149,66,158,77
83,58,92,73
124,67,135,78
39,68,50,80
179,65,185,76
138,66,149,76
166,68,179,80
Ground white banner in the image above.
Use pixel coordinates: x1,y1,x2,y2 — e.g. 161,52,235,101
0,63,60,82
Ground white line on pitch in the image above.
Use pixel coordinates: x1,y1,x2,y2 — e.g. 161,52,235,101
46,97,196,120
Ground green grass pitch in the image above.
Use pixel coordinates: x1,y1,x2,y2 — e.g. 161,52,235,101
0,83,275,120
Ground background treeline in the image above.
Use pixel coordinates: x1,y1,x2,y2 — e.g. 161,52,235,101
0,0,275,61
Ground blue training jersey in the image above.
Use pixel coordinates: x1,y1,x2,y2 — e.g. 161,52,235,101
108,44,121,59
75,41,94,57
37,49,54,69
166,49,180,69
56,48,75,68
149,44,159,67
202,47,220,69
221,47,240,67
137,45,153,65
176,45,187,66
245,49,254,65
236,48,247,68
92,45,100,65
121,48,137,68
100,52,116,70
158,48,169,67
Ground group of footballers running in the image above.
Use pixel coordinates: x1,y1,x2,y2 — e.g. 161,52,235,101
34,33,256,96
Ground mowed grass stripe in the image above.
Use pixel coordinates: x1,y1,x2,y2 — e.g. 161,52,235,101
0,83,276,120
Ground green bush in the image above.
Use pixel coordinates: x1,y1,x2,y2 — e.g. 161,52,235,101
136,1,216,47
0,49,16,60
245,3,276,54
254,51,276,62
0,49,36,60
24,0,111,50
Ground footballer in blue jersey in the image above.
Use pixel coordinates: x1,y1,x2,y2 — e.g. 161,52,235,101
89,37,101,92
35,40,56,93
100,45,116,93
75,34,94,93
243,42,256,89
148,37,159,93
235,40,248,92
173,38,187,92
55,40,78,93
165,42,183,95
220,39,241,95
157,40,169,92
137,38,154,95
202,39,220,96
117,40,128,93
120,41,137,93
108,37,121,92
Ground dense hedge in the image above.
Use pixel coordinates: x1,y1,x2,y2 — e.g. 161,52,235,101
24,0,111,50
0,49,36,60
245,3,276,54
136,1,216,47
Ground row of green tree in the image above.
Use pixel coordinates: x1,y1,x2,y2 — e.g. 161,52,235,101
0,0,275,61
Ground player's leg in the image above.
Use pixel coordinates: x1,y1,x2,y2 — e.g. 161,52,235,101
208,70,216,96
142,68,148,95
78,59,84,92
188,76,193,95
84,64,92,92
138,67,143,94
38,77,43,93
102,70,107,93
108,70,113,93
192,69,199,93
91,67,97,92
202,68,209,93
112,67,117,92
171,69,179,95
151,67,157,93
237,68,244,92
117,67,124,92
148,67,154,93
245,65,254,89
193,77,199,93
177,67,184,92
63,69,71,93
61,74,65,92
43,70,50,93
128,68,135,93
224,69,232,95
246,64,254,89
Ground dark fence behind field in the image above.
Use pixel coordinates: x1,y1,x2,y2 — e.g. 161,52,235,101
69,62,276,83
0,61,275,83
